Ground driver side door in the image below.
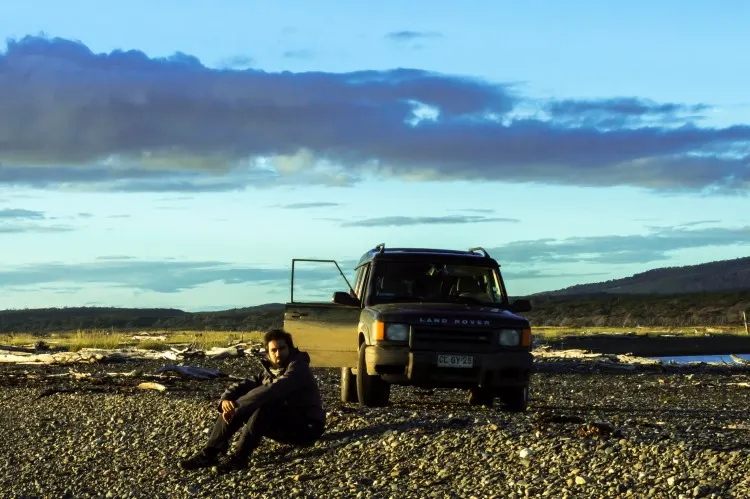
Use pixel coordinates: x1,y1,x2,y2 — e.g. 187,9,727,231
283,259,364,368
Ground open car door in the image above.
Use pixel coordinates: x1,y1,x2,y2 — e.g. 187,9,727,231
283,259,360,368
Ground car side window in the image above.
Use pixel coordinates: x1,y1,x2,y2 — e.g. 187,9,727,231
356,264,370,299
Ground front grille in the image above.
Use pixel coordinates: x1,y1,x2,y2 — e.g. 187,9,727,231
410,326,494,351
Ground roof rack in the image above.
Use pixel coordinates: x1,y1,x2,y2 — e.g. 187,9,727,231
468,247,490,258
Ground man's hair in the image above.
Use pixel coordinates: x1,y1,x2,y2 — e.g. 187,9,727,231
264,328,295,349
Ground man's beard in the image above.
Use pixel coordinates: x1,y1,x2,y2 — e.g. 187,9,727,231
269,358,288,369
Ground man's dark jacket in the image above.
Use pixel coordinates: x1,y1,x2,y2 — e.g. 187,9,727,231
219,349,326,424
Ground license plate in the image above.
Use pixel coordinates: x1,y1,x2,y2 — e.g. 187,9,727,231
437,354,474,368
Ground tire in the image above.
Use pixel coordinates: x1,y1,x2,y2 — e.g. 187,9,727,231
340,367,358,403
468,387,494,407
356,343,390,407
500,386,529,412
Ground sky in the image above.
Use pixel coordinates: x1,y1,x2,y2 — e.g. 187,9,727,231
0,1,749,311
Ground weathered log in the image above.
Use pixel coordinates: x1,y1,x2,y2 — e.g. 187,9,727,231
0,345,36,353
137,382,167,391
205,346,243,359
153,364,225,380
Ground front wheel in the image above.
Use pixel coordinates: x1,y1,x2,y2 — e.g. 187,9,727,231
468,387,494,407
356,343,390,407
340,367,357,403
500,386,529,412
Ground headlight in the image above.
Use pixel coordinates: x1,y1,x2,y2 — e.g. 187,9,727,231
385,323,409,341
498,329,520,346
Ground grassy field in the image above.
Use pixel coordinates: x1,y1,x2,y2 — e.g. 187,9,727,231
530,325,748,339
0,329,267,352
1,325,748,352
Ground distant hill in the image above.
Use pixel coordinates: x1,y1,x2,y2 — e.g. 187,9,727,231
0,304,284,334
2,256,750,333
538,256,750,296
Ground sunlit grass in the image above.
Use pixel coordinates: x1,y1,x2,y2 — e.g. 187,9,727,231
2,327,747,352
0,329,267,351
532,325,747,339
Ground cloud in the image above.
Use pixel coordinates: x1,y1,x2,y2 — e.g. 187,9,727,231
0,225,73,234
502,269,611,281
0,208,45,219
674,220,722,228
1,35,749,194
385,31,442,42
0,258,351,293
452,208,495,214
0,207,74,232
342,215,520,227
276,202,342,209
283,49,313,59
543,97,710,128
487,225,750,266
216,54,255,69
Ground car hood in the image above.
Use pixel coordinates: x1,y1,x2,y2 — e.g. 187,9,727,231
368,302,529,328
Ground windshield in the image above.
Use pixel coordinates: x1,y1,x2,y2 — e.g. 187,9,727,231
369,261,505,305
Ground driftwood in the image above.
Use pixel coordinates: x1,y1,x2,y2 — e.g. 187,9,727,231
0,344,37,354
730,354,750,365
153,364,226,380
137,382,167,391
0,350,130,365
205,346,244,359
533,348,662,367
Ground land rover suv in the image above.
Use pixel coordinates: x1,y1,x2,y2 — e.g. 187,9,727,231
283,244,533,411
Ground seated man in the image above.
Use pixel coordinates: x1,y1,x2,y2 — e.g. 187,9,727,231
179,329,326,474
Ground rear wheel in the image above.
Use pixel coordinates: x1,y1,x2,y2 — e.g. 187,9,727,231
340,367,358,403
500,386,529,412
356,343,390,407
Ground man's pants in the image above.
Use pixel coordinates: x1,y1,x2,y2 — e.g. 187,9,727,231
204,403,325,458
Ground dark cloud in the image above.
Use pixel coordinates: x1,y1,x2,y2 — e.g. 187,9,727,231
1,35,749,194
385,31,442,42
0,258,352,294
342,215,520,227
277,202,342,209
487,225,750,266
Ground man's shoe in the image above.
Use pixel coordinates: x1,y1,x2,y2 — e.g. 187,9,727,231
213,454,249,474
179,450,220,470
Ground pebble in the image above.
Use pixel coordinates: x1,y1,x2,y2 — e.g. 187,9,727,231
0,357,749,497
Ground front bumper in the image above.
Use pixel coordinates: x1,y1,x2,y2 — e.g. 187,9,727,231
364,344,532,389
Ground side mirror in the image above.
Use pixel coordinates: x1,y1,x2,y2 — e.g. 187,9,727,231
332,291,360,307
508,298,532,314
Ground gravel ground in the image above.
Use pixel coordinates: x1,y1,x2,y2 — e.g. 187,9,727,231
1,355,750,498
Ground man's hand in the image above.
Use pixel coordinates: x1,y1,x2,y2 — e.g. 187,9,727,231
220,400,236,424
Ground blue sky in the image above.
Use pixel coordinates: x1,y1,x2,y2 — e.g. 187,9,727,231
0,1,748,311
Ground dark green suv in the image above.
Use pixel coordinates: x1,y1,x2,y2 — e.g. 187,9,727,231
284,244,533,411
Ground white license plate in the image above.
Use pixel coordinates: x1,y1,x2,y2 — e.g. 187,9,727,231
437,354,474,368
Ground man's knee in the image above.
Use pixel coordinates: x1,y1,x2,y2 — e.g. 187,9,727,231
242,404,280,430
